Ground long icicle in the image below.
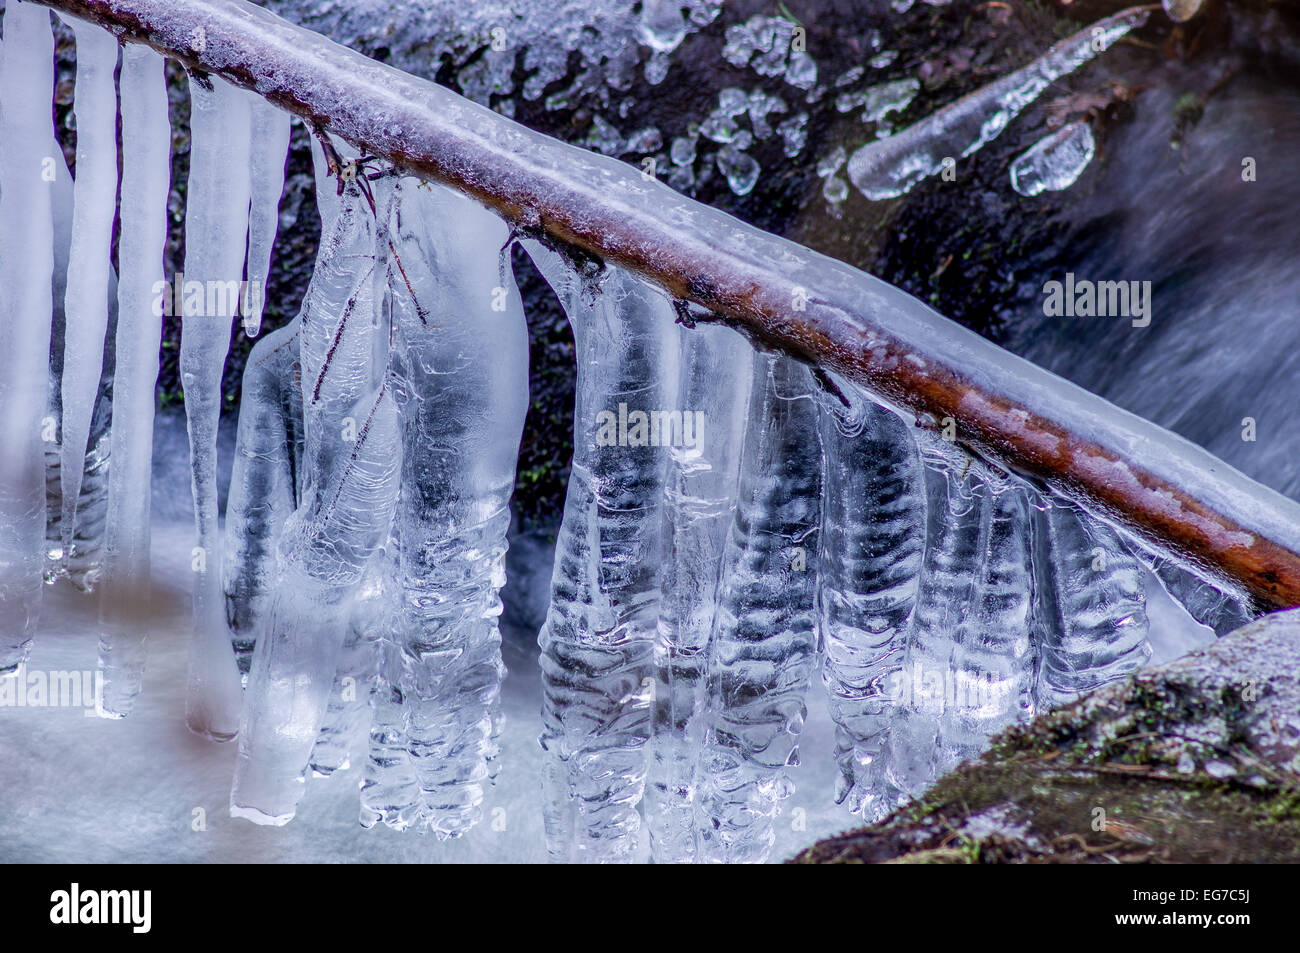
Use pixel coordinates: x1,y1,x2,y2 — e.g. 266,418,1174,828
95,43,170,715
180,75,252,739
817,397,924,821
646,319,750,863
231,175,400,826
697,352,822,864
0,1,57,676
528,243,673,863
242,94,291,338
57,21,119,578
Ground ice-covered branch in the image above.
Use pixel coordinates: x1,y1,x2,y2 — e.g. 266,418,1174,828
32,0,1300,610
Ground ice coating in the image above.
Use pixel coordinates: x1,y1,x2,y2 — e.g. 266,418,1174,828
56,22,117,579
0,2,56,676
646,319,751,863
231,178,400,826
847,9,1146,200
817,397,924,821
382,177,529,838
527,242,674,862
243,94,292,337
1009,120,1096,197
697,354,822,864
181,75,252,739
1032,499,1151,710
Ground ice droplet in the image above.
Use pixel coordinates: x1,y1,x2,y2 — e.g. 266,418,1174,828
717,147,761,196
1009,121,1095,197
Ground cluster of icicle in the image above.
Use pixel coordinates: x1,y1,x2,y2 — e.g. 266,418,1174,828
0,1,1252,859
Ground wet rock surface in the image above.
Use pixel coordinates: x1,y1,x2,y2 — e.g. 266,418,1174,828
794,608,1300,863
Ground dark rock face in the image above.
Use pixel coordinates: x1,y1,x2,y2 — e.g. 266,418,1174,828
794,609,1300,864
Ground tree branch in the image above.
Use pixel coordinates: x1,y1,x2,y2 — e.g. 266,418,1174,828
30,0,1300,608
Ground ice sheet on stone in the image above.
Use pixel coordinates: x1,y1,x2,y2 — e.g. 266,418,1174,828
847,8,1147,199
180,75,253,739
817,395,924,821
646,319,751,863
697,353,822,864
526,242,673,862
232,177,400,826
96,45,170,715
0,2,57,676
242,96,292,338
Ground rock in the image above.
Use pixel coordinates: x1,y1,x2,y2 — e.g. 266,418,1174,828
794,609,1300,863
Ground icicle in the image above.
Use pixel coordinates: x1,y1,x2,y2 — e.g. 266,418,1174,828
231,176,400,826
359,539,422,831
1138,550,1255,637
1009,120,1096,197
847,7,1148,199
527,242,674,863
57,22,118,580
181,75,253,739
0,2,57,675
382,178,528,839
645,320,751,864
1032,499,1151,710
95,45,169,716
888,445,1035,795
222,317,304,681
817,397,924,821
242,96,291,338
308,574,381,776
697,353,822,864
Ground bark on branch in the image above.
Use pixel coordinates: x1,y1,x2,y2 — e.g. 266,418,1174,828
30,0,1300,608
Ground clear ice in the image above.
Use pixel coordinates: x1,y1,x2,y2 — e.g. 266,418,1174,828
0,2,57,676
181,75,253,740
697,354,822,863
848,8,1148,200
528,243,673,863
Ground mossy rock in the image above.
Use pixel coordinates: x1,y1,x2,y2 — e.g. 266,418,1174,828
794,609,1300,863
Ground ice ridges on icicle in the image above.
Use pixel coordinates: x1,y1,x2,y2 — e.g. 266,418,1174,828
529,241,674,863
645,318,751,863
223,317,304,680
364,177,528,839
847,7,1149,200
697,353,822,864
817,395,924,822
